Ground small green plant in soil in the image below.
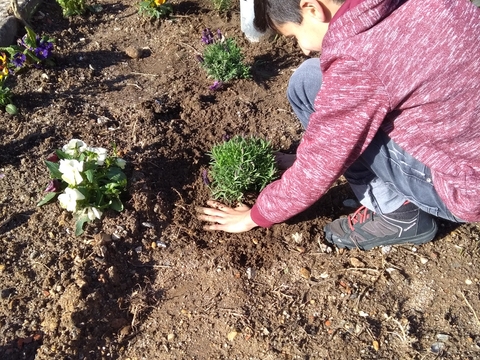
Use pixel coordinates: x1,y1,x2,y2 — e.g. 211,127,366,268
208,135,278,204
199,29,250,89
56,0,87,16
37,139,128,236
211,0,231,11
138,0,173,19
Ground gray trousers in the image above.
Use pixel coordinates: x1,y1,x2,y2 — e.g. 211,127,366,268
287,58,462,222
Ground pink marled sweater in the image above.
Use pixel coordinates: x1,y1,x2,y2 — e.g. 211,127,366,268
251,0,480,226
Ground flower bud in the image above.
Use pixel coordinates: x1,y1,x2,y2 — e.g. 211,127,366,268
46,152,59,162
45,179,61,192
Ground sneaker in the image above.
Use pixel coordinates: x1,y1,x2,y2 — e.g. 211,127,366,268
324,202,438,250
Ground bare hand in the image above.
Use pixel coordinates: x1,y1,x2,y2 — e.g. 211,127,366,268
196,200,257,233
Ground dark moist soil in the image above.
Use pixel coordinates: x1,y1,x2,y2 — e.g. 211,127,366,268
1,0,480,359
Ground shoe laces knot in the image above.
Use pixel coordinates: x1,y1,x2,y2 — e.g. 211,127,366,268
348,206,371,230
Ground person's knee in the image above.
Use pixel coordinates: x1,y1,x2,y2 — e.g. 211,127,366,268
287,58,321,101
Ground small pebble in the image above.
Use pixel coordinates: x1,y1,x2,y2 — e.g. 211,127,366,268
156,241,167,248
246,267,255,280
141,222,154,228
431,341,445,353
350,257,365,268
465,279,473,285
227,331,238,341
1,288,14,299
300,267,311,279
125,46,143,59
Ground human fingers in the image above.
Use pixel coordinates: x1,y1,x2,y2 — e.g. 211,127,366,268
206,200,230,211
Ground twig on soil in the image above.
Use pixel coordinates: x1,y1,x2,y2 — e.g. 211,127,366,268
345,267,380,273
172,188,187,211
127,261,171,268
460,291,480,327
384,314,410,343
130,72,159,77
177,42,202,56
125,83,143,90
131,118,138,143
31,261,54,273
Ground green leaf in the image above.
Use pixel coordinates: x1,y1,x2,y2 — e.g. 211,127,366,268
106,167,126,182
55,149,71,160
84,169,94,183
45,161,62,178
37,192,58,206
109,198,124,212
75,214,89,236
5,104,18,115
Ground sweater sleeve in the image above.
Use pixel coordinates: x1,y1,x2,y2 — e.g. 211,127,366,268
250,59,391,227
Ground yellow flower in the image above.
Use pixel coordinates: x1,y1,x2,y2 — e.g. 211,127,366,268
154,0,166,5
0,52,6,66
0,66,8,81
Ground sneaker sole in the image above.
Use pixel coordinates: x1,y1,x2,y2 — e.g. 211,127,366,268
324,219,438,251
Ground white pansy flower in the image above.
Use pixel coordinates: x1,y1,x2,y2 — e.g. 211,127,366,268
85,206,103,221
62,139,88,156
87,147,108,165
58,188,85,212
116,158,126,169
59,159,84,186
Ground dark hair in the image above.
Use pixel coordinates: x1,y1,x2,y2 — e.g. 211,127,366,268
254,0,346,33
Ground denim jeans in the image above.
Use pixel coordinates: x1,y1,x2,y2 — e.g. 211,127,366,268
287,58,463,222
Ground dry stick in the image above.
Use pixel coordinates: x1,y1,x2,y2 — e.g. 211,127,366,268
461,291,480,327
131,118,138,143
177,42,203,55
130,72,159,77
125,83,143,90
345,267,380,273
31,261,54,273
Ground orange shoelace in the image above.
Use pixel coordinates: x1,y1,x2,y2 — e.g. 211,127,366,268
347,206,372,230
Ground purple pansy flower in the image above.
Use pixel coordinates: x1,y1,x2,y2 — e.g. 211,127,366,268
11,53,26,68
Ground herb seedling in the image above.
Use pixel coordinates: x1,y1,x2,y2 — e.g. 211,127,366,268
56,0,87,16
199,29,250,87
38,139,128,236
208,135,278,204
211,0,231,11
138,0,173,19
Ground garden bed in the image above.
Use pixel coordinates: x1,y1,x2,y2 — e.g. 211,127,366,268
1,0,480,359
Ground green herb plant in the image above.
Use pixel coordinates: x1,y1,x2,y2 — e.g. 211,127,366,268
138,0,173,19
208,135,278,204
211,0,231,11
56,0,87,16
200,29,250,87
38,139,128,236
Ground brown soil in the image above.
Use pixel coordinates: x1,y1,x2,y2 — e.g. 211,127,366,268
1,0,480,359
